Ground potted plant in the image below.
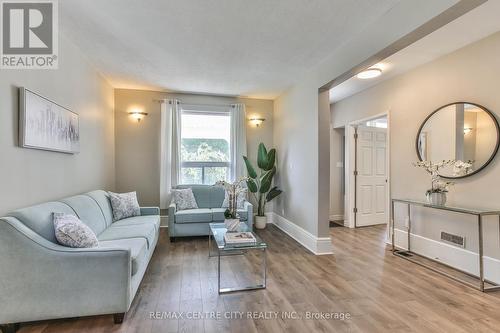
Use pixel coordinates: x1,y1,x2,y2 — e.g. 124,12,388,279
215,178,247,231
243,143,282,229
413,160,455,205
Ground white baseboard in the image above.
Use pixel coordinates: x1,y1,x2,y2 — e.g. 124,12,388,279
329,214,344,221
160,216,168,227
393,229,500,285
267,212,333,255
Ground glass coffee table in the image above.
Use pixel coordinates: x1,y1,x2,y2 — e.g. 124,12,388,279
208,222,267,294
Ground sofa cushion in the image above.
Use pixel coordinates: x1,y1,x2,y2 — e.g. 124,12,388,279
113,215,160,230
85,190,114,227
99,238,147,276
53,213,99,248
108,191,141,221
171,188,198,210
98,223,157,248
174,185,225,208
7,201,75,243
60,195,108,235
175,208,212,223
211,208,248,222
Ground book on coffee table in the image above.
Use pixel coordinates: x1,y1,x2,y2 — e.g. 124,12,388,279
224,231,256,245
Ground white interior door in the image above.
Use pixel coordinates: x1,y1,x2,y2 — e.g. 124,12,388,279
356,126,388,226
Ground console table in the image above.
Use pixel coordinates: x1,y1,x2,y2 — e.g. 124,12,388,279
391,198,500,292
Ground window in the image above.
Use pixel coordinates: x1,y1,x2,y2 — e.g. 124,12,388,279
180,110,231,184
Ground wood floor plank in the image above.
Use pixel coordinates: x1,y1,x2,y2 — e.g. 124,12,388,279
15,224,500,333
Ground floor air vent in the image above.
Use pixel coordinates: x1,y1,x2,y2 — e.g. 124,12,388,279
441,231,465,248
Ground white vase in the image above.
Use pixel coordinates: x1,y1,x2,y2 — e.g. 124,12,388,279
255,215,267,229
224,219,240,232
427,192,447,206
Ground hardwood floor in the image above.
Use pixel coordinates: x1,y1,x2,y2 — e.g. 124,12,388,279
15,224,500,333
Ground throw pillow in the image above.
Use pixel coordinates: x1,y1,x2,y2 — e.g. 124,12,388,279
222,189,247,209
53,213,99,248
171,188,198,210
108,191,141,221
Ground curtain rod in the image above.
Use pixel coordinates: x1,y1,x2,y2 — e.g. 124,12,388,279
152,99,178,104
152,99,238,108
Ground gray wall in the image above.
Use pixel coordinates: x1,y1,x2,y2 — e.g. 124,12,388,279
330,127,345,219
0,34,115,215
332,31,500,258
114,89,273,207
272,1,456,238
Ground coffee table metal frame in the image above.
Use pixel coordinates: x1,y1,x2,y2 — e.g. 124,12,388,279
208,222,267,294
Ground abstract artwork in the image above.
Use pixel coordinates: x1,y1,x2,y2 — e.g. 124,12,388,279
19,87,80,154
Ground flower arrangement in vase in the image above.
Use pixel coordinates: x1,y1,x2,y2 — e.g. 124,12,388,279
215,177,248,231
413,160,455,205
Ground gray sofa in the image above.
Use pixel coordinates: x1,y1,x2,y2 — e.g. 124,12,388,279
0,190,160,333
168,185,253,240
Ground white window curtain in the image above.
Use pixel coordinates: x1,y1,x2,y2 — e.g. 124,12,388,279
230,103,247,181
159,99,182,209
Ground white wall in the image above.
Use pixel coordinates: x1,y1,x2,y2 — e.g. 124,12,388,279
0,34,115,215
273,76,320,235
330,128,345,220
272,0,458,238
332,31,500,262
424,105,456,162
475,110,497,166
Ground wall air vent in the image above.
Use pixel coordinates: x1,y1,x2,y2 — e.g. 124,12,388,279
441,231,465,248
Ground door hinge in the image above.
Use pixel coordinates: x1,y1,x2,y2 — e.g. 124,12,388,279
354,133,358,139
353,208,358,213
354,170,358,176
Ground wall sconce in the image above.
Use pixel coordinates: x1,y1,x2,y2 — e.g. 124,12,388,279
129,111,148,122
464,127,473,135
249,117,265,127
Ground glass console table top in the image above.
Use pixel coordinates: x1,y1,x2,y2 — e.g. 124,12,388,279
392,199,500,216
209,222,267,251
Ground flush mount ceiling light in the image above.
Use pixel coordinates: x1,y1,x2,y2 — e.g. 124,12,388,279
356,67,382,79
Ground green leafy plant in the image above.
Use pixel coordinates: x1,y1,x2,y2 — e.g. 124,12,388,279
243,143,282,216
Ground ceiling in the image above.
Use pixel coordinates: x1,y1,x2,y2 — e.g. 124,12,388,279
329,0,500,103
59,0,402,99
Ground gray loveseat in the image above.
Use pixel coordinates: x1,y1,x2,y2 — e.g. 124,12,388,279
0,190,160,333
168,185,253,240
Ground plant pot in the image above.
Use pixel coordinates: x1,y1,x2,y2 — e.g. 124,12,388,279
224,219,240,232
427,192,447,206
254,215,267,229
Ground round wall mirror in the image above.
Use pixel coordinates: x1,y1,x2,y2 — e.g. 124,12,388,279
416,102,500,178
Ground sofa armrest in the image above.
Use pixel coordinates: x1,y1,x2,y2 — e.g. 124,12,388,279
244,201,253,230
0,217,131,324
167,202,176,236
140,206,160,216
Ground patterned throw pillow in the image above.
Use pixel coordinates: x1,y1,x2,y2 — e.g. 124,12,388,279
108,191,141,221
171,188,198,210
222,189,247,209
53,213,99,248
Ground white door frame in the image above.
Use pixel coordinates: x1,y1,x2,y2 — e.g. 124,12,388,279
345,111,391,229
